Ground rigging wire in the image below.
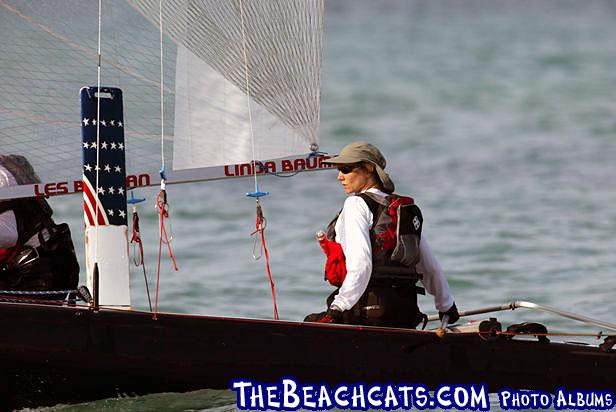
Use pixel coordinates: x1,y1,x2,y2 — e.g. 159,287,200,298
238,0,278,320
496,331,610,338
159,0,165,173
153,0,178,320
238,0,259,193
93,0,103,275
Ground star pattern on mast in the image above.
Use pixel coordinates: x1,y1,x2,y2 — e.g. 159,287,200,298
81,99,128,227
81,119,125,131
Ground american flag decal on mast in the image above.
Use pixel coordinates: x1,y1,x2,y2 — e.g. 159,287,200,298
81,86,131,308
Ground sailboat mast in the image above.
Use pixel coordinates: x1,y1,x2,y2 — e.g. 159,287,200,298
81,87,131,308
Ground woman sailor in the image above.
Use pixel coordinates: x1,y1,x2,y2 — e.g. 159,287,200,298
305,141,459,328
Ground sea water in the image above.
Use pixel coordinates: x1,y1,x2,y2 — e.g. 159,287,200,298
41,1,616,410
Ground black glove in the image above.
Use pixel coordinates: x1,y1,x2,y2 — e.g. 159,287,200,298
439,302,460,325
303,307,343,324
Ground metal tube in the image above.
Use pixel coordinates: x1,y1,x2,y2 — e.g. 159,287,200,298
514,301,616,332
427,303,515,322
427,300,616,332
93,262,99,311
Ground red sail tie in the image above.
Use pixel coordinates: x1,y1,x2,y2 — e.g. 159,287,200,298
254,202,279,320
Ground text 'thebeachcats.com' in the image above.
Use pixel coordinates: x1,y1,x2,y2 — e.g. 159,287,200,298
230,378,615,410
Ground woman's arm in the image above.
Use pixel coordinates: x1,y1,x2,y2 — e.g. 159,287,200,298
330,196,373,311
416,236,455,312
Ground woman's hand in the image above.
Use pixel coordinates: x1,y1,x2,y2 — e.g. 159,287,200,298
304,307,343,323
439,302,460,324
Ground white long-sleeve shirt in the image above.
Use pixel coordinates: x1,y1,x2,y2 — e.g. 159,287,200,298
0,165,19,248
0,211,18,248
330,188,455,312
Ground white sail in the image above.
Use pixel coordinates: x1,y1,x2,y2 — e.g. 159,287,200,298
0,0,324,198
173,44,318,169
158,0,324,169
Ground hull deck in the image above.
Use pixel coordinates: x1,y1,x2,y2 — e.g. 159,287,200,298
0,301,614,409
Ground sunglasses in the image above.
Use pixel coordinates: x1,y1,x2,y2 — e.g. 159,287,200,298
337,164,362,174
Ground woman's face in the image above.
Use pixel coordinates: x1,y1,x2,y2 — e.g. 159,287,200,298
336,163,377,194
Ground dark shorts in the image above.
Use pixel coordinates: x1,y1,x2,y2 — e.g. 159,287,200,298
327,278,424,329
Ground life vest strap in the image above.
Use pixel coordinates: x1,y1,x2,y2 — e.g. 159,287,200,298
372,264,420,277
368,274,425,295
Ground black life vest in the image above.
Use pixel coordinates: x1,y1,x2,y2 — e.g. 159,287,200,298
326,191,423,281
0,155,54,245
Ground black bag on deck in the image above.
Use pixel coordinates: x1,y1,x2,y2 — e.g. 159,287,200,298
0,223,79,291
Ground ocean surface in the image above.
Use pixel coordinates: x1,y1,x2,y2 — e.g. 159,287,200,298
37,1,616,410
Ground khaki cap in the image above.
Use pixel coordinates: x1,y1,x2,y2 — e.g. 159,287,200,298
323,141,395,193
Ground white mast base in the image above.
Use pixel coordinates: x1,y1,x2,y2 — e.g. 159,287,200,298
86,225,131,308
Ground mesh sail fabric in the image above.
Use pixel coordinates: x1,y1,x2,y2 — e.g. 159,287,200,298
0,0,175,189
132,0,324,169
0,0,323,195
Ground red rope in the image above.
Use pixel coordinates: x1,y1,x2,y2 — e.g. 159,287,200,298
154,190,178,320
255,202,279,320
130,209,152,312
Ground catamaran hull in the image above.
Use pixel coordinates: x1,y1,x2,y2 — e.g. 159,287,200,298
0,301,614,409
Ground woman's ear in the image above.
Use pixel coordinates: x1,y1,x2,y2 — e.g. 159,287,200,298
364,163,375,174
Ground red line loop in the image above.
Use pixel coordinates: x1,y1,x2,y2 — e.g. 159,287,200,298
253,201,279,320
130,209,152,312
154,189,179,320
